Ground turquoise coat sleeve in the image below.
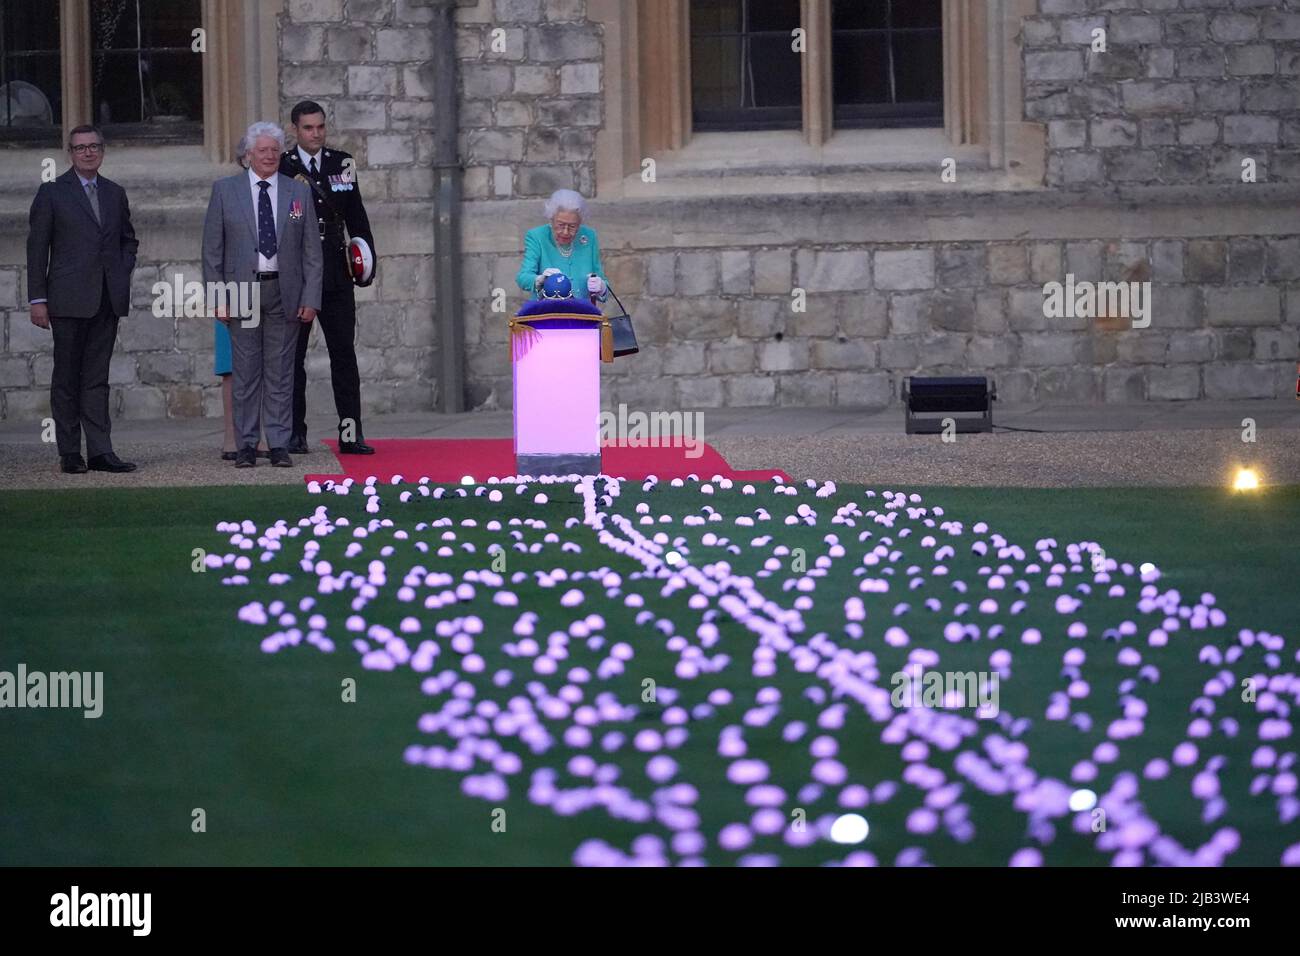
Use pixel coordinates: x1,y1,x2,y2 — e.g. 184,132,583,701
516,227,543,294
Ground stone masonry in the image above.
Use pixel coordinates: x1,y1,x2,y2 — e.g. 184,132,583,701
0,0,1297,423
1025,0,1300,189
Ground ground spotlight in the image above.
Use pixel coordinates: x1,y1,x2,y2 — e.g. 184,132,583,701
1232,468,1260,492
903,376,995,435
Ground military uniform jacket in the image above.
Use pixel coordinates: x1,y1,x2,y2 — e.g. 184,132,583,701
279,146,377,292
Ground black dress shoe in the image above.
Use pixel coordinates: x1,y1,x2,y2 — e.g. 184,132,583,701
288,435,309,455
60,454,88,474
235,447,256,468
220,450,238,462
269,447,293,468
338,440,376,455
87,452,136,473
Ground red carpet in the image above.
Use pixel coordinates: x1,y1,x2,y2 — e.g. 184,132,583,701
303,439,790,484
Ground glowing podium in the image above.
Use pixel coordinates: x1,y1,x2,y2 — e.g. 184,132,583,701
510,296,613,477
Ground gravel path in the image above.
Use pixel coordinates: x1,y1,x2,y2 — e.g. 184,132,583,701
1,427,1293,490
0,443,314,490
711,429,1300,488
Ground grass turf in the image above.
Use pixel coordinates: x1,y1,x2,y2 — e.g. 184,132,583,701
0,481,1296,866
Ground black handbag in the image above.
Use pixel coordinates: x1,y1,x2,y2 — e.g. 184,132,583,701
604,285,639,357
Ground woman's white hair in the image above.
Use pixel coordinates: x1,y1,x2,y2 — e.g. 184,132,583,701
243,121,285,160
544,189,587,221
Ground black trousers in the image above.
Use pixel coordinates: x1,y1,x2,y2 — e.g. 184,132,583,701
49,279,118,459
292,284,363,442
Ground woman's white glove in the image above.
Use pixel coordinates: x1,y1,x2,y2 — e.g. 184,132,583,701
587,274,606,297
535,267,563,289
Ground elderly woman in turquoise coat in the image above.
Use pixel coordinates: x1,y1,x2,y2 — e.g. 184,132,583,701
515,189,610,306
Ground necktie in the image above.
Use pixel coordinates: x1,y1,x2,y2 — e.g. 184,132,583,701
257,180,277,260
85,181,101,224
309,156,318,175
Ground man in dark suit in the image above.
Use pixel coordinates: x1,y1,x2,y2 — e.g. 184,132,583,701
280,100,377,456
26,124,139,474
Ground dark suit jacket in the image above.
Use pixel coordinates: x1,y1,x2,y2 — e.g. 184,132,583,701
26,168,138,318
279,147,377,291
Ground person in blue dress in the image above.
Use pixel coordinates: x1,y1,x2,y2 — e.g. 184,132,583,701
515,189,610,306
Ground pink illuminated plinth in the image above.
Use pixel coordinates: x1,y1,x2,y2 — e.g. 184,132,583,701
512,316,602,470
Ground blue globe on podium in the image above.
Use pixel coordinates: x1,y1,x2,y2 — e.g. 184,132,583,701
540,272,573,299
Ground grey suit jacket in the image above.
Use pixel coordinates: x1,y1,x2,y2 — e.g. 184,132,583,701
201,171,322,320
27,168,138,318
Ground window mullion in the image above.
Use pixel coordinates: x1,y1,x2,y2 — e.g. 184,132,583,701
61,0,90,143
944,0,989,148
886,0,897,105
802,0,831,147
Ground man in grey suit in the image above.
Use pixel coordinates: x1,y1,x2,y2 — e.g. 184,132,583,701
27,124,139,474
202,121,322,468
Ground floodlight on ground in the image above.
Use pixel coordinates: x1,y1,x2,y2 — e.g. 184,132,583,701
902,376,996,435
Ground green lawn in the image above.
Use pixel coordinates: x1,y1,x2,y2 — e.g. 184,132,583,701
1,481,1296,866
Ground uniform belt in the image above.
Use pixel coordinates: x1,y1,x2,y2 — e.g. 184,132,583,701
319,220,345,244
256,271,278,280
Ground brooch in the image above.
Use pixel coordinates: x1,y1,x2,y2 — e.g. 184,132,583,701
579,235,588,245
289,200,303,220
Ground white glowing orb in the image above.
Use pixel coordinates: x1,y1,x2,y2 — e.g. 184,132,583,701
830,814,869,844
460,475,475,485
665,551,682,566
1069,789,1098,812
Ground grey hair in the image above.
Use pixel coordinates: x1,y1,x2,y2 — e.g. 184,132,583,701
543,189,587,221
234,134,250,169
242,121,285,160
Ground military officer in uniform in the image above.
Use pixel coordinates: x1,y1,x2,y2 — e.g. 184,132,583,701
280,100,377,456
